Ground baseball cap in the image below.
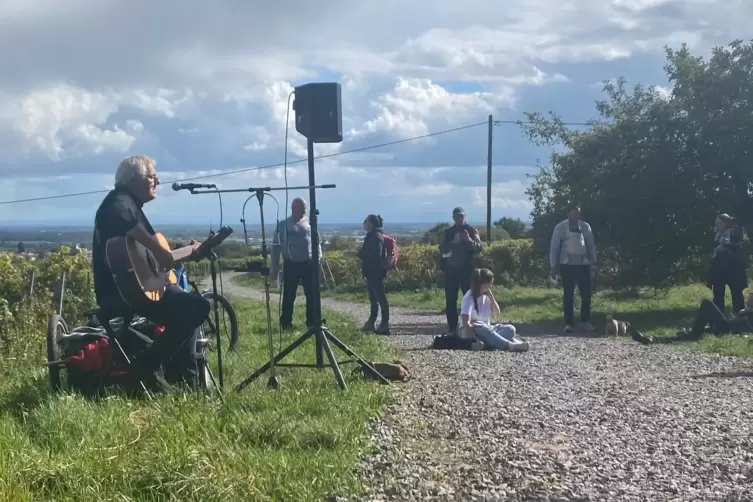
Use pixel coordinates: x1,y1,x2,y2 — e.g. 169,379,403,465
452,207,466,216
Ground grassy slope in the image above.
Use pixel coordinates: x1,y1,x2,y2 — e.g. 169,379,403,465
0,297,392,502
233,274,753,359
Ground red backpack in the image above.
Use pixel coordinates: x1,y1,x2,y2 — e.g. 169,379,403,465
381,233,398,271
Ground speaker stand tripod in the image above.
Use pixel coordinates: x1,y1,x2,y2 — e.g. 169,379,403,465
235,138,390,391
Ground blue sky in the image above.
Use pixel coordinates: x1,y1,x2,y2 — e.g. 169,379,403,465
0,0,750,227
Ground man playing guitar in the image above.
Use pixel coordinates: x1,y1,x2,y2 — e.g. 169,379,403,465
92,155,210,393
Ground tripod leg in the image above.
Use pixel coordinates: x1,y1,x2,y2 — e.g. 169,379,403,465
203,360,225,404
318,330,347,391
234,330,313,392
323,328,392,385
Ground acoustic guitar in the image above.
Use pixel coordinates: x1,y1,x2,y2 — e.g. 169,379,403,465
106,232,194,304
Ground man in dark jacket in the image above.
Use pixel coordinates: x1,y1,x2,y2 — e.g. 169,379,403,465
439,207,483,334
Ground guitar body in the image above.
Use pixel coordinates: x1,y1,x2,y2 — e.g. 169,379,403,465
106,232,177,304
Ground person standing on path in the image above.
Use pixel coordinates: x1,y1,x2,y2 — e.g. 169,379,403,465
549,203,597,333
358,214,390,334
709,213,747,313
439,207,483,335
270,197,322,330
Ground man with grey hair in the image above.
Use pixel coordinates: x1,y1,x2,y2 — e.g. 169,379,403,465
92,155,210,393
270,197,322,330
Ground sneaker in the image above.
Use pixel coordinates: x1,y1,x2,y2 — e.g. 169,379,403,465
361,321,376,333
564,325,575,333
470,341,484,351
509,340,530,352
580,322,596,332
375,323,391,335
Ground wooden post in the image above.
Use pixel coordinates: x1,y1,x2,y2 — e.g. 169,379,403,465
486,114,493,243
57,271,66,316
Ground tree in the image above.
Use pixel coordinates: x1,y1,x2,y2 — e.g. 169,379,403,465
422,223,451,245
494,217,526,239
521,40,753,291
16,241,24,254
478,226,510,242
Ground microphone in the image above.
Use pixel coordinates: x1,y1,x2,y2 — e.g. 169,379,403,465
172,182,217,191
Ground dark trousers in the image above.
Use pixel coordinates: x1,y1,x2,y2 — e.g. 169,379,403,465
711,281,745,313
444,265,473,332
366,275,389,325
281,258,314,328
137,285,209,380
691,299,751,337
560,264,591,325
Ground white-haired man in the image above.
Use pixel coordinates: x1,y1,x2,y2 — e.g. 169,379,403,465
91,155,210,393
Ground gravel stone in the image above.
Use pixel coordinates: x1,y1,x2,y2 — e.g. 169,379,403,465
219,273,753,502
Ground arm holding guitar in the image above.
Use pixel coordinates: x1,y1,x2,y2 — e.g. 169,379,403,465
126,224,176,269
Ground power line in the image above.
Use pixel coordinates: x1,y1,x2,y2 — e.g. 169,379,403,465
0,117,600,206
0,120,487,206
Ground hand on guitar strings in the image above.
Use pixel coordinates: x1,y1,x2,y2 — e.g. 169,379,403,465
155,246,175,270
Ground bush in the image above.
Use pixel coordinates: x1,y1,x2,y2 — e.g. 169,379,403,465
0,248,94,361
200,240,548,291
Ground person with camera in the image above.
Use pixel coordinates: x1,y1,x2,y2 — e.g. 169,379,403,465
439,207,483,335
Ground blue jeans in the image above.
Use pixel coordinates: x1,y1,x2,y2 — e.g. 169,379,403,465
473,323,528,351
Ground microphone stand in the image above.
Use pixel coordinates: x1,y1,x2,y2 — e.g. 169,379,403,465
230,142,391,392
240,189,281,389
191,183,334,390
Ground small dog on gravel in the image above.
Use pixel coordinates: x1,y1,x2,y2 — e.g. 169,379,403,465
605,314,630,337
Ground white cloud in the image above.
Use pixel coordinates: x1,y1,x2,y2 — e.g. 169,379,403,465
352,78,509,139
0,0,751,223
0,84,138,161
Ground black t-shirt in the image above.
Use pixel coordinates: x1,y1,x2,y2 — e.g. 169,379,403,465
92,187,155,310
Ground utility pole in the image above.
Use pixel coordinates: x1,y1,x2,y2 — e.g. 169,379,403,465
486,114,493,243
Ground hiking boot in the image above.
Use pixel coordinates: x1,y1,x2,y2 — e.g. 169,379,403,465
361,320,376,333
564,325,575,333
509,340,530,352
375,323,391,335
631,330,653,345
580,322,596,332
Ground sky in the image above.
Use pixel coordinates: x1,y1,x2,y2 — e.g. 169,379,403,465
0,0,750,227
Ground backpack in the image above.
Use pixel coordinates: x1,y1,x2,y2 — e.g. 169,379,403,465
352,361,411,382
381,233,398,271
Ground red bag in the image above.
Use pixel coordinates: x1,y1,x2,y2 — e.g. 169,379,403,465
381,234,398,271
66,338,113,372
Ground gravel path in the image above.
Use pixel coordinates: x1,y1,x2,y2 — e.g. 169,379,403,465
218,273,753,502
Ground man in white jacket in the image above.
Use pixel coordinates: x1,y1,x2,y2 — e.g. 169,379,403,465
549,204,597,333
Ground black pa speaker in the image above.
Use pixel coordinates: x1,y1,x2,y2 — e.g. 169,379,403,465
293,82,343,144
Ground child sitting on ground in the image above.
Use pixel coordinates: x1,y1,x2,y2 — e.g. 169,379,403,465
459,268,529,352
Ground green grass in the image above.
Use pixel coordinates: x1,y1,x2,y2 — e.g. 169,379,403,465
232,273,753,359
0,297,393,501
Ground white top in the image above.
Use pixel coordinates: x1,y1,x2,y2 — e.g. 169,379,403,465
459,290,492,337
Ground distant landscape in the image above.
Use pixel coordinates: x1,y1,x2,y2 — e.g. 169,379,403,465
0,222,463,252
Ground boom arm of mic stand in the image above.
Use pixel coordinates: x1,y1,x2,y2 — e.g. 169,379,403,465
190,184,336,195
